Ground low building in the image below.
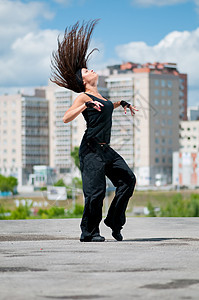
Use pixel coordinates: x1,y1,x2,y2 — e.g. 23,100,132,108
173,152,199,188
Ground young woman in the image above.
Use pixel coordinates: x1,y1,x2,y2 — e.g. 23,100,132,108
51,20,138,242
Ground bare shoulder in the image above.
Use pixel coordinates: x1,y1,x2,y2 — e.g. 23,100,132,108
74,93,89,105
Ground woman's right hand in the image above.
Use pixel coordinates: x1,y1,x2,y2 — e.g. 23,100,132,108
85,100,104,111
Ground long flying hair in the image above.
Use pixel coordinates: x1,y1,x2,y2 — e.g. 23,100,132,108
50,19,99,93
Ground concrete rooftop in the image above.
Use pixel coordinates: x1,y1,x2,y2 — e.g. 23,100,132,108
1,217,199,300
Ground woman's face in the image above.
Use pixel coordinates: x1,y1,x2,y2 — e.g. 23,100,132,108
81,68,98,86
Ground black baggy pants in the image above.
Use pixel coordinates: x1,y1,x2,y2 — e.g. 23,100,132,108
79,141,136,241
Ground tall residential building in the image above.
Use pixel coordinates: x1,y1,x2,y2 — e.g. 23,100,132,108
0,92,49,186
106,62,183,185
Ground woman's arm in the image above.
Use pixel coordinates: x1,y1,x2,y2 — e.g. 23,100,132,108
63,94,86,123
113,100,139,116
113,101,121,109
63,94,104,123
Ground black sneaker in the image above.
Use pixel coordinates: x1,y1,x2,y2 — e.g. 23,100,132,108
112,231,123,241
91,235,105,242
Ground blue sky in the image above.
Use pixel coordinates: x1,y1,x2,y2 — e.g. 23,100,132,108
0,0,199,105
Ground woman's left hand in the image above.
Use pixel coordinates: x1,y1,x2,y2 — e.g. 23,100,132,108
124,104,139,116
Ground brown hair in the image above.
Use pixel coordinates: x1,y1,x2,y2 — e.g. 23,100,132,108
50,19,99,93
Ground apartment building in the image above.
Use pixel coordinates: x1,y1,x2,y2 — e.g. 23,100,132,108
106,62,183,185
0,92,49,186
173,120,199,187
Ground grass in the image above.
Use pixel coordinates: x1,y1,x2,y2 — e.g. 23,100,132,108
1,189,199,218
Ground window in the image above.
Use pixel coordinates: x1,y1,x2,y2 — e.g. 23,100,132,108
155,148,159,154
155,119,160,125
168,138,173,145
167,99,172,106
161,80,166,87
162,157,166,163
161,129,165,136
155,138,159,144
168,80,172,88
161,119,166,126
162,138,166,144
168,110,172,116
154,99,159,105
168,90,172,97
154,89,159,96
161,99,165,105
154,79,159,86
155,157,159,163
168,119,172,125
168,148,172,154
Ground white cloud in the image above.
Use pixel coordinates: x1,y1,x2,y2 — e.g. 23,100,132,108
0,0,57,88
115,28,199,87
0,29,59,86
0,0,106,89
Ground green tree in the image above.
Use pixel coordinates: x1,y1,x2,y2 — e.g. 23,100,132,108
72,177,82,189
54,179,65,187
147,193,199,217
71,146,80,170
0,175,18,194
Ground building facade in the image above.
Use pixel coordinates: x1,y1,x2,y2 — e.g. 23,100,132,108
187,106,199,121
0,92,49,187
106,62,184,185
173,152,199,188
179,120,199,153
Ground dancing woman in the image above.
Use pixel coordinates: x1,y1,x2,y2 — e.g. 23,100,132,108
51,20,138,242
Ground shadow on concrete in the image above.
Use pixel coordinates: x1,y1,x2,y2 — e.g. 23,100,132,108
123,237,199,242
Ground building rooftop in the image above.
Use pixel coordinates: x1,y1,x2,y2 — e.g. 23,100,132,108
1,217,199,299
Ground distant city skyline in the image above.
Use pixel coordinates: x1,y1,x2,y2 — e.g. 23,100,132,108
0,0,199,105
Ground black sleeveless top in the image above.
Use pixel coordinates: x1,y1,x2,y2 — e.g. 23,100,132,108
81,93,114,144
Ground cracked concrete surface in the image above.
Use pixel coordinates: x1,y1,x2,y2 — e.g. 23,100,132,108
0,218,199,300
